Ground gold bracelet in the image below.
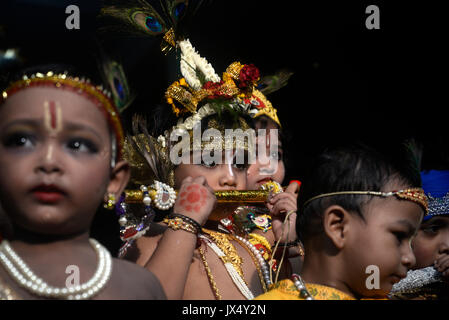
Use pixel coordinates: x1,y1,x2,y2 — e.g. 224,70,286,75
163,217,198,235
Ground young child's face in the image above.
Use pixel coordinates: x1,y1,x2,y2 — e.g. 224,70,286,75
174,152,247,191
0,87,113,235
246,119,284,190
412,216,449,269
343,182,424,298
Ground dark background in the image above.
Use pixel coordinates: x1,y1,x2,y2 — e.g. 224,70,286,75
1,0,447,252
2,0,447,176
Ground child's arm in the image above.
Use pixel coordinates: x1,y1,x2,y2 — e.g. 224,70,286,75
144,176,216,299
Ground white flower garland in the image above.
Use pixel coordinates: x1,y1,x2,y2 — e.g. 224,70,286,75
178,39,220,90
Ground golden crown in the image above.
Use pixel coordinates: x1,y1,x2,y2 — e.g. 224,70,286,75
164,39,281,131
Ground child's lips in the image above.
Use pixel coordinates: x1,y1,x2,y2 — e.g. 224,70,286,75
257,177,273,185
30,184,67,204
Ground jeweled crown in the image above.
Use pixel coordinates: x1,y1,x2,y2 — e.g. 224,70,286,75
427,192,449,217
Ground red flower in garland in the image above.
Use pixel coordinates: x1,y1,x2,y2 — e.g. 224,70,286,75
238,64,260,89
202,80,222,91
202,80,232,99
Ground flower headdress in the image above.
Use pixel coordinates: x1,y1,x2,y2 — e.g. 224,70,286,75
99,1,287,244
99,0,286,133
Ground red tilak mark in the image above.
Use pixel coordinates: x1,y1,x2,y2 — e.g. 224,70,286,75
49,101,57,129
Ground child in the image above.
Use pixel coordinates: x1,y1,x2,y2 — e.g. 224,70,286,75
125,108,272,300
0,63,165,299
256,143,428,300
390,169,449,299
118,35,298,298
244,96,303,274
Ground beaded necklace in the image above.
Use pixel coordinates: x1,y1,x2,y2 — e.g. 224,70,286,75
0,239,112,300
198,229,271,300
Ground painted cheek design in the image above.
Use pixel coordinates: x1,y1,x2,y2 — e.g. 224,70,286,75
178,184,208,213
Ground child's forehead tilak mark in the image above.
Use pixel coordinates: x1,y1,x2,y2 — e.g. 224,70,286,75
43,100,62,135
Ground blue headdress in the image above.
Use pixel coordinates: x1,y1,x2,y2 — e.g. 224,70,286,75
421,170,449,221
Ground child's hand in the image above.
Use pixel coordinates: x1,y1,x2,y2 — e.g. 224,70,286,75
266,181,300,243
434,255,449,282
173,176,216,226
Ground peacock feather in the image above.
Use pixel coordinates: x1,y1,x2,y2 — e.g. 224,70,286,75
257,69,294,96
98,0,205,51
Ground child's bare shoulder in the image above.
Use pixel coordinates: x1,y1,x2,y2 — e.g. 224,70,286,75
104,258,166,300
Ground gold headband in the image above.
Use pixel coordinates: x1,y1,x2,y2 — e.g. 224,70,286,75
1,72,124,160
303,188,429,214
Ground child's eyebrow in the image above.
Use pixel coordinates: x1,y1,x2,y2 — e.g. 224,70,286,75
422,217,449,227
394,219,418,235
63,122,103,141
1,119,41,131
2,119,103,141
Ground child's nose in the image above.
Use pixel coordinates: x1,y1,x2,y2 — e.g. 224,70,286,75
438,231,449,255
402,243,417,269
218,164,237,188
35,142,63,174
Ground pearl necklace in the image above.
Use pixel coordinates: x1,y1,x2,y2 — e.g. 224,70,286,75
0,239,112,300
233,235,272,289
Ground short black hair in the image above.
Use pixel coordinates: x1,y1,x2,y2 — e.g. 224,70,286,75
296,142,422,242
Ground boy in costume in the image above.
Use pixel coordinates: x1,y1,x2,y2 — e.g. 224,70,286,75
256,143,428,300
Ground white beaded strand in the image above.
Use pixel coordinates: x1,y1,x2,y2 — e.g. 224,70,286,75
0,239,112,300
199,236,255,300
234,235,272,288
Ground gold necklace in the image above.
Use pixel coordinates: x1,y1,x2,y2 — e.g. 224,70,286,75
198,246,222,300
201,228,245,282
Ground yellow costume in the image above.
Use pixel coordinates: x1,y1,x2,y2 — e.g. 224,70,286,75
255,279,356,300
255,279,390,300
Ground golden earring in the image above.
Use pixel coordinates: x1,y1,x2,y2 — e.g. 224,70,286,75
104,192,116,210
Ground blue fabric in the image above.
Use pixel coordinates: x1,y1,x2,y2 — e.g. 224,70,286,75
421,170,449,221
